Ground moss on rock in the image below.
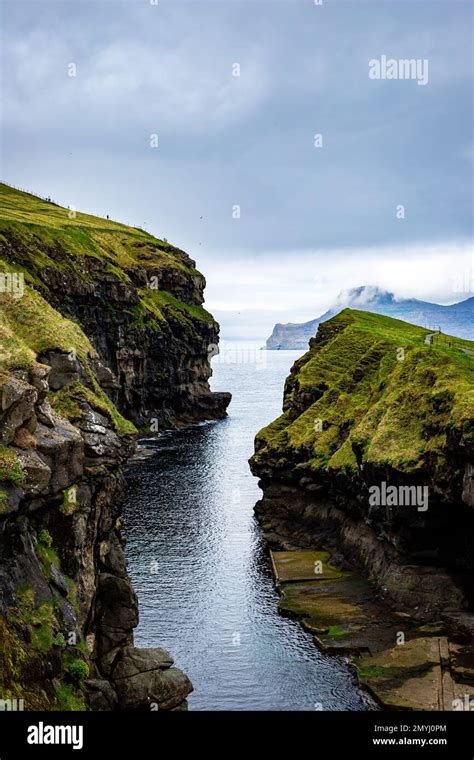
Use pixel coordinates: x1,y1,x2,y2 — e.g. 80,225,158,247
0,446,25,486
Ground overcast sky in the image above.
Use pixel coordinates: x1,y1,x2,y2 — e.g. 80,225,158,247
1,0,472,339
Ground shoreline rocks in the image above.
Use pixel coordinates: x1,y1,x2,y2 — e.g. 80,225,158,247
268,545,474,710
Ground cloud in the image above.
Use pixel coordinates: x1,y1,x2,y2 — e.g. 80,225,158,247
204,240,473,338
2,4,270,139
1,0,472,342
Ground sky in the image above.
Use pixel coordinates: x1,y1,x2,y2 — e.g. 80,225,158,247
1,0,473,340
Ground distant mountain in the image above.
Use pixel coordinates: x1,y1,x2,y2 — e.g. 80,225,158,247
265,286,474,349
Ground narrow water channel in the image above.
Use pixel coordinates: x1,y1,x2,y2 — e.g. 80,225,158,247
123,343,367,710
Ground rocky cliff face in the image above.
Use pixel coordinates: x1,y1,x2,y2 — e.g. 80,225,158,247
0,184,230,428
0,184,230,710
251,309,474,620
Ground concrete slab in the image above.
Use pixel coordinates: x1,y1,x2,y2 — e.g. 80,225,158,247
356,637,451,710
270,550,343,584
270,548,474,710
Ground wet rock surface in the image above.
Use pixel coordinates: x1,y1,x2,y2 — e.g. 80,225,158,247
111,646,193,710
270,549,474,710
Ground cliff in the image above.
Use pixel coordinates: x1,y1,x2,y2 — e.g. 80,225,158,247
0,183,230,427
252,309,474,708
265,286,474,350
251,309,474,616
0,184,230,710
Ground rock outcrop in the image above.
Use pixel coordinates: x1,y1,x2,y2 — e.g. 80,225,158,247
252,308,474,709
0,183,230,710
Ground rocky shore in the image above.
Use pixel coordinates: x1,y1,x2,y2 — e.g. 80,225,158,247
0,184,230,710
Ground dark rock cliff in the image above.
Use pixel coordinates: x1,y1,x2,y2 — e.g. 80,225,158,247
0,184,230,710
251,309,474,622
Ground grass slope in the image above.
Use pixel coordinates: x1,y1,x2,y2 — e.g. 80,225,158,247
254,309,474,474
0,182,193,275
0,183,215,327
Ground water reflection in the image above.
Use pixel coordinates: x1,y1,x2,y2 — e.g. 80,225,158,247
123,347,367,711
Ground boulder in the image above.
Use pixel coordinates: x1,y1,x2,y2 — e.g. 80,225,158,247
38,351,80,391
111,646,192,710
0,377,37,444
15,448,51,495
36,401,55,428
112,646,174,679
28,364,51,402
86,679,118,711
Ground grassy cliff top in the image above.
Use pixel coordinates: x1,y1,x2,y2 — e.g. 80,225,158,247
0,182,199,282
254,309,474,474
0,183,149,233
0,183,206,436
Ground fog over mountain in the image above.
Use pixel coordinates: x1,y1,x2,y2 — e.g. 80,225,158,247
266,286,474,350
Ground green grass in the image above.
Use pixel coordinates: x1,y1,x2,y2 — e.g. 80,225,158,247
37,529,53,548
53,632,67,649
64,576,80,615
139,287,216,325
35,529,64,584
53,683,87,711
12,587,56,654
0,488,8,513
0,616,51,707
63,653,89,683
0,182,197,288
357,665,406,679
0,262,136,436
0,257,96,370
326,625,348,638
0,584,88,710
253,309,474,475
0,446,24,486
49,381,136,436
35,538,60,581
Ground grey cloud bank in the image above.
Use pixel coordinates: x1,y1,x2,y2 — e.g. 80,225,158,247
1,0,472,339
